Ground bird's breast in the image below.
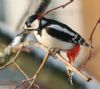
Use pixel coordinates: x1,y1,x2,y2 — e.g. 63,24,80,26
33,29,76,50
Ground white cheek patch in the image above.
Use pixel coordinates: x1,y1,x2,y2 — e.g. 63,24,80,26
24,24,28,29
31,19,39,29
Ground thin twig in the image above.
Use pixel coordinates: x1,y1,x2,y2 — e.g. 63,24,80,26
0,45,22,70
15,48,50,89
33,42,91,81
0,39,92,88
13,61,31,84
37,0,73,19
44,0,73,16
27,50,50,89
56,54,91,81
83,18,100,68
15,41,91,82
14,61,40,89
89,18,100,42
0,43,34,88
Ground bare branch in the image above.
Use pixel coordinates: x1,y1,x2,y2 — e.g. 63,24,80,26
12,41,91,82
27,51,50,89
13,61,31,84
0,40,91,81
0,44,34,88
0,45,22,70
89,18,100,43
37,0,74,19
44,0,73,16
83,18,100,68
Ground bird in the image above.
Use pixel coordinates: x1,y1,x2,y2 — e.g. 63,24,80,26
24,14,92,85
25,15,91,49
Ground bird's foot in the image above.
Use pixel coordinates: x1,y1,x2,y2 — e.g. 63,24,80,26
49,48,60,55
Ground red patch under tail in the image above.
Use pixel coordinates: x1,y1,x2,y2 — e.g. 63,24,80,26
67,45,80,63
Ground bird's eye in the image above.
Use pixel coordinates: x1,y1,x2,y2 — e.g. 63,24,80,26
24,23,32,29
27,24,31,28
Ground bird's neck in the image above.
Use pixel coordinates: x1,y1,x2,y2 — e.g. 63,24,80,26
37,18,48,35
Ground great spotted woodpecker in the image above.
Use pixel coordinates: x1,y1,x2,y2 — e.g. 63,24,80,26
24,14,92,84
0,0,92,85
25,15,90,48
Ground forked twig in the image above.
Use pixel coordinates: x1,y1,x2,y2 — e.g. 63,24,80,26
83,18,100,68
34,42,91,80
0,40,92,89
27,50,50,89
14,58,40,89
24,41,91,89
1,1,95,88
0,44,32,86
13,61,31,84
0,45,22,70
37,0,74,19
16,49,50,89
27,42,91,81
44,0,73,16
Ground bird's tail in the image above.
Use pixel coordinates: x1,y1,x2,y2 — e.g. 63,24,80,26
83,42,93,48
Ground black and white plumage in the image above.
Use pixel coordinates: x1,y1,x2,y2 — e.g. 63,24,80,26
24,14,91,85
25,15,90,50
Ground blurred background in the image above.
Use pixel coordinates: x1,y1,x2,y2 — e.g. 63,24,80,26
0,0,100,89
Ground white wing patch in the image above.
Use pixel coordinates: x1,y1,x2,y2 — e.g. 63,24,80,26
31,19,39,29
48,24,75,36
41,20,47,25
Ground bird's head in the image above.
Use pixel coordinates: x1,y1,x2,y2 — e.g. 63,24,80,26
24,14,42,30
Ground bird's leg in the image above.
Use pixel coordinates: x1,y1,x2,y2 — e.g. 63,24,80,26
66,62,73,85
50,48,60,55
57,54,92,82
66,60,74,85
66,45,80,85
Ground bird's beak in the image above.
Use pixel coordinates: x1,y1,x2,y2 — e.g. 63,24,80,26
23,24,37,31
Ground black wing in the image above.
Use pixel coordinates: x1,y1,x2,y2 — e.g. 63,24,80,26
45,24,90,47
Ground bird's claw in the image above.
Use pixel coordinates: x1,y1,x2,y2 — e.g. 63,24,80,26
49,48,60,55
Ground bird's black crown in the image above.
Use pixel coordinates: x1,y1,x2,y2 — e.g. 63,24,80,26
25,14,41,27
